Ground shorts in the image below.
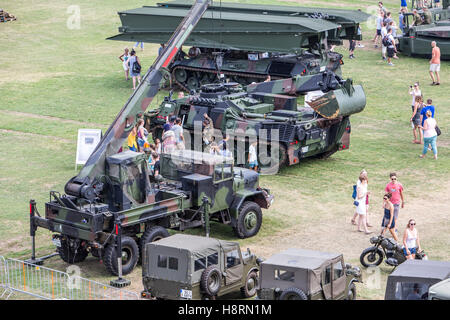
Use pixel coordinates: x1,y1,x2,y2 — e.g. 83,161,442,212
387,47,395,58
122,62,129,71
130,71,141,77
393,204,400,221
137,138,145,147
249,161,258,168
430,64,440,72
377,29,381,36
403,247,417,256
382,216,395,229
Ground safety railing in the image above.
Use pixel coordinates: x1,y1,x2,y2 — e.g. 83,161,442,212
0,256,139,300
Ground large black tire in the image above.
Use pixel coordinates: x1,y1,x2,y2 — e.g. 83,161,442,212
200,265,222,297
139,226,170,263
360,247,384,268
279,287,308,300
233,201,263,239
240,271,258,298
104,236,139,276
57,238,88,264
345,282,357,300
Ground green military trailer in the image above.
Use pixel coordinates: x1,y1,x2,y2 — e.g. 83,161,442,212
30,149,273,276
397,0,450,59
141,234,260,300
256,248,362,300
108,1,370,90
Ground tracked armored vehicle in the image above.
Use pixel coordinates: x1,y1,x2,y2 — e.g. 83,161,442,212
144,70,366,173
27,0,273,280
108,1,370,90
398,0,450,59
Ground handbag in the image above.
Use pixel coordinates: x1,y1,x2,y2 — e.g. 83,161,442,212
435,125,441,136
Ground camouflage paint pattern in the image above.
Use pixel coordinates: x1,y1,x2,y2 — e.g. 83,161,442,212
145,71,365,172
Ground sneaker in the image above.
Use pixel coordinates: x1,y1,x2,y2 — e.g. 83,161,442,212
435,83,440,86
388,63,394,66
382,57,387,60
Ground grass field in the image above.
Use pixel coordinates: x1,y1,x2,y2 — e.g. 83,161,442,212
0,0,449,300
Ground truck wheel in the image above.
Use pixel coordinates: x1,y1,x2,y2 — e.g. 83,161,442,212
57,238,88,264
200,265,222,297
240,271,258,298
233,201,262,239
140,226,170,262
345,282,356,300
104,236,139,276
360,247,384,268
279,287,307,300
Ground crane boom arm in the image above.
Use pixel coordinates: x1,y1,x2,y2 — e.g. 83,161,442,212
65,0,211,200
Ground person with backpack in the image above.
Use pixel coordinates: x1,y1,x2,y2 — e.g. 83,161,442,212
386,28,397,66
128,49,142,90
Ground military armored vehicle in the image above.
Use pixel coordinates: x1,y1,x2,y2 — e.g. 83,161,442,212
144,70,366,173
256,248,362,300
397,0,450,59
384,260,450,300
141,234,260,300
27,0,273,279
428,278,450,300
108,1,370,90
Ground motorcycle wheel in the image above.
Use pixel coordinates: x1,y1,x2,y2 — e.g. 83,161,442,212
360,247,384,267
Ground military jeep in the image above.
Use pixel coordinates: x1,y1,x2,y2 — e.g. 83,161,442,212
385,260,450,300
141,234,260,300
256,248,362,300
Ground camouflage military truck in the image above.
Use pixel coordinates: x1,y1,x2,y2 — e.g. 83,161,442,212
108,1,370,91
397,0,450,59
144,71,366,173
28,0,272,278
256,248,362,300
141,234,260,300
30,149,273,276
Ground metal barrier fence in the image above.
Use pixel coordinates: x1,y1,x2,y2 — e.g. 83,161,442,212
0,256,139,300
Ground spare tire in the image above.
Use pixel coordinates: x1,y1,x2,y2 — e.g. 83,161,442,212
200,265,222,297
279,287,308,300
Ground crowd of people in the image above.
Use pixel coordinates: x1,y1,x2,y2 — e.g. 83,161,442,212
351,170,422,260
408,82,439,159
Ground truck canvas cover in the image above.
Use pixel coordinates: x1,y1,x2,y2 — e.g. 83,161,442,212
385,260,450,300
143,234,237,283
260,248,342,294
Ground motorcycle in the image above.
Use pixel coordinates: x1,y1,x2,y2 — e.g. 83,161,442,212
360,234,427,267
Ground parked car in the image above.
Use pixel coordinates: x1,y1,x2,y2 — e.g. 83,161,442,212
256,248,362,300
141,234,260,300
384,259,450,300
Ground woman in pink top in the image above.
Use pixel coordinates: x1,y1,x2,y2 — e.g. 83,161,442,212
419,110,438,159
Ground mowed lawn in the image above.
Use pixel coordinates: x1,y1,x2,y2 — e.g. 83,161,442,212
0,0,449,300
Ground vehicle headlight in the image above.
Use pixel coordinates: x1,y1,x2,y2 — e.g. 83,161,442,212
369,236,378,244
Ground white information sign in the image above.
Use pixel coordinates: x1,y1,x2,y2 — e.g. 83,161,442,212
75,129,102,168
